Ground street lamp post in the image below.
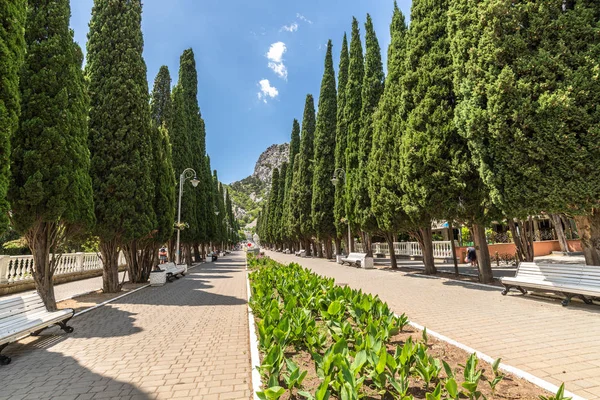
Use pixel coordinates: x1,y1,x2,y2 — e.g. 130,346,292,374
176,168,200,265
331,168,352,255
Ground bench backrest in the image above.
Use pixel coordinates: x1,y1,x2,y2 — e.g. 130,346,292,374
0,293,47,333
346,253,367,261
516,262,600,289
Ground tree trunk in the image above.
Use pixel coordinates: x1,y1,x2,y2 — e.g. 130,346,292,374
193,243,201,262
323,239,333,259
361,231,373,257
415,226,436,275
123,240,156,284
334,238,342,256
349,226,355,252
27,221,59,311
184,244,192,266
100,238,121,293
167,238,176,262
201,243,206,260
508,218,534,262
316,240,324,258
574,210,600,266
550,214,569,254
304,239,312,257
471,224,493,284
385,233,397,269
448,221,459,276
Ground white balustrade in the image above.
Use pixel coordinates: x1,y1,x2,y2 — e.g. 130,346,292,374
0,251,126,284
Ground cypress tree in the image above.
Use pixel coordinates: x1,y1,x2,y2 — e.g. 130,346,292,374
344,18,364,240
171,49,200,265
398,0,459,274
149,67,176,269
225,188,236,247
457,0,600,265
275,162,287,247
290,95,316,254
282,119,300,248
369,2,410,269
150,66,173,128
286,153,302,246
213,170,226,250
10,0,94,309
0,1,25,235
311,40,337,259
266,168,280,246
202,154,216,255
354,14,385,258
87,0,155,291
333,33,349,254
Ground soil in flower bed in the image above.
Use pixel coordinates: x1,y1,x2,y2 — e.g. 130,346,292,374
260,322,553,400
57,282,148,314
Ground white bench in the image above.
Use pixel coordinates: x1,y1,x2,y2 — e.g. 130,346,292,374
295,250,306,257
1,293,74,365
159,262,186,282
501,262,600,306
340,253,367,267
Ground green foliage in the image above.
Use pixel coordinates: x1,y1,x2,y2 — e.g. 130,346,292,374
10,0,94,234
369,3,411,234
539,384,571,400
0,0,25,234
354,14,384,234
283,119,301,240
344,18,364,228
275,163,287,243
87,0,155,243
266,168,281,244
454,0,600,218
311,40,337,241
150,68,176,244
289,95,316,240
333,34,349,239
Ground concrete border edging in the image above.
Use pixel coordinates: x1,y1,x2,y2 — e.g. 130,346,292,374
405,319,585,400
245,260,263,400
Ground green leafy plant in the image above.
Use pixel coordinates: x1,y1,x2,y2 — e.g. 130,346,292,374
539,384,572,400
488,358,504,394
257,386,286,400
460,353,484,399
283,358,308,392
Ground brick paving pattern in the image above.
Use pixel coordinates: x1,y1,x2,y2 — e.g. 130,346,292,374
0,253,252,400
268,251,600,400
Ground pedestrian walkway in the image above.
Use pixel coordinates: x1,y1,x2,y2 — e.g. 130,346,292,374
267,251,600,399
5,271,128,302
0,252,252,400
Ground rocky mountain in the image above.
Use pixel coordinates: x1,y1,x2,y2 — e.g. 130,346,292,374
227,143,289,228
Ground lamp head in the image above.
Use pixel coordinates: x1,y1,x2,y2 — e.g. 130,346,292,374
191,177,200,187
214,211,220,216
331,177,339,186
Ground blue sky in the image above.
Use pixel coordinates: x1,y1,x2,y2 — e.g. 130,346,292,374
70,0,412,184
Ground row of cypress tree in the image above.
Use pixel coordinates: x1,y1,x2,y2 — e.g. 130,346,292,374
258,0,600,283
0,0,240,310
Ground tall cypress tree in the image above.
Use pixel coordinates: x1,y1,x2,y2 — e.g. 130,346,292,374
202,154,216,255
10,0,94,309
311,40,337,259
149,67,176,270
213,169,226,250
282,119,300,247
333,33,349,254
344,18,364,239
456,0,600,265
276,162,288,247
354,14,385,258
398,0,459,274
87,0,155,291
266,168,280,246
291,95,316,254
0,1,25,235
369,2,410,269
171,49,200,265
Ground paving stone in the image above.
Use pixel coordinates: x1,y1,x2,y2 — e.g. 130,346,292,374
0,254,252,400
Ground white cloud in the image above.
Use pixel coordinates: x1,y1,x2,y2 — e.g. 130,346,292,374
281,22,298,32
296,13,312,24
266,42,287,80
257,79,278,103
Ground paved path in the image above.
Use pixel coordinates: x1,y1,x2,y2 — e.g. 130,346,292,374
5,271,128,302
0,253,252,400
267,251,600,399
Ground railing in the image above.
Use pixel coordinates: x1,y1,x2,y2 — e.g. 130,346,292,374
354,241,457,258
0,252,127,284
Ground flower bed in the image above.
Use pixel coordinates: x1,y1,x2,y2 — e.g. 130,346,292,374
248,255,563,400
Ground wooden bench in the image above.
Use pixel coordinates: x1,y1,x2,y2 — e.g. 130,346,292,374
1,293,75,365
159,262,186,282
501,262,600,306
340,253,367,267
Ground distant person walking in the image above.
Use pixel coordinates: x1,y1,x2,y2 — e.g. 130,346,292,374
465,247,477,267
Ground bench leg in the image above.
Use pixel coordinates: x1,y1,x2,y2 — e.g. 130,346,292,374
501,284,512,295
0,343,10,365
57,318,74,334
31,327,47,336
517,286,527,295
578,295,594,305
562,294,573,307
